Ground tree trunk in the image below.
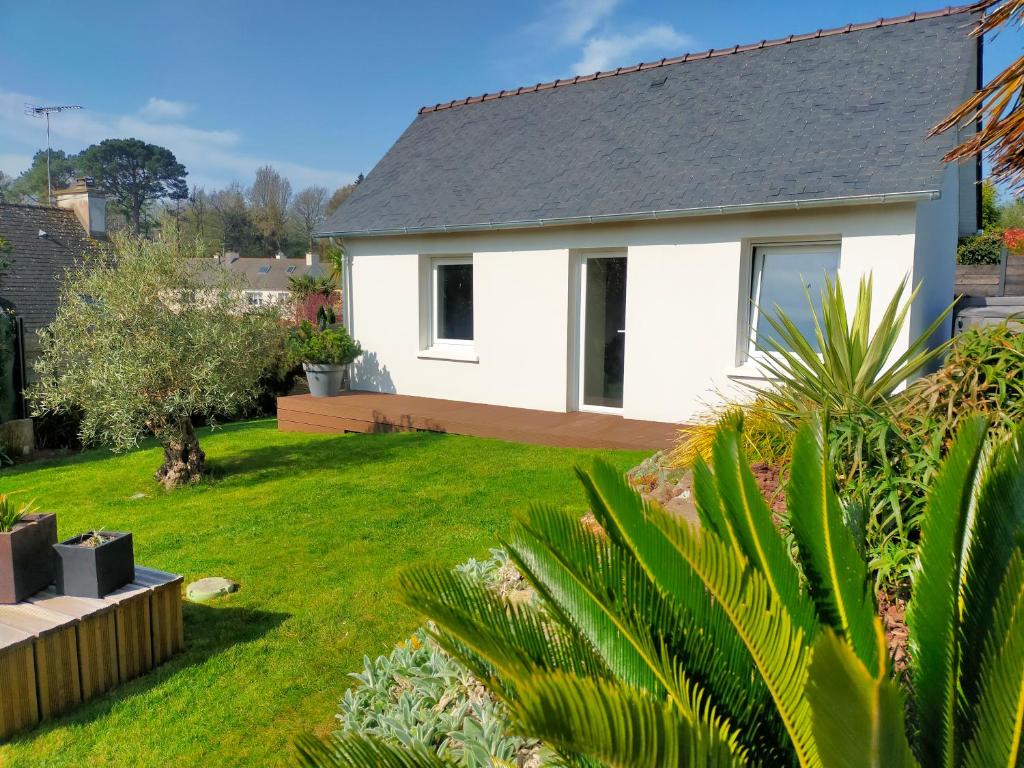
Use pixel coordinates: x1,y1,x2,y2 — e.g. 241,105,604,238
155,418,206,489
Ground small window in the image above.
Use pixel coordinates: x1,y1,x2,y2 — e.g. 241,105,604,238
258,265,271,274
749,243,840,354
286,265,297,274
432,257,473,344
246,291,263,307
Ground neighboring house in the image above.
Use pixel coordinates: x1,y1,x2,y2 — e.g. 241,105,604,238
193,253,327,307
318,8,980,424
0,178,105,378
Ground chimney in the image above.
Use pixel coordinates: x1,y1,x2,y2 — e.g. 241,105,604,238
275,252,284,260
54,177,106,239
305,252,319,267
226,251,241,264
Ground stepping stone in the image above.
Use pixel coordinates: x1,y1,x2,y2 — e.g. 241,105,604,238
186,577,239,602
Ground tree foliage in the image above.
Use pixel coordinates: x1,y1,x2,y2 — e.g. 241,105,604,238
292,186,329,249
78,138,188,233
30,228,285,488
248,165,292,253
7,149,79,203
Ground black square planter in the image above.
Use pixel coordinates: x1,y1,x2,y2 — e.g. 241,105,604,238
0,513,57,604
53,531,135,598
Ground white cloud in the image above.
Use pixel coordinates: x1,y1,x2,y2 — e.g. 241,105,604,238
0,89,355,191
556,0,620,45
572,24,693,74
140,97,193,120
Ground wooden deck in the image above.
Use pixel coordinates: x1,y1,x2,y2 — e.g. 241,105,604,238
277,392,679,451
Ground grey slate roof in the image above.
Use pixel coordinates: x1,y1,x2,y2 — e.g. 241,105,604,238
189,256,325,291
0,203,102,333
321,8,978,237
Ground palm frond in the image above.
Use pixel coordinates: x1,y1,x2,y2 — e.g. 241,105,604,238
581,461,820,766
959,428,1024,717
906,416,990,768
788,417,879,670
507,671,747,768
398,566,607,687
512,493,782,756
707,422,818,635
962,551,1024,768
932,2,1024,190
293,733,457,767
805,629,919,768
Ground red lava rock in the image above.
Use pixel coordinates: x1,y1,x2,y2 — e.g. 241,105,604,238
877,589,910,677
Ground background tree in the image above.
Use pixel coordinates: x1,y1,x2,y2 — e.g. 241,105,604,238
8,149,80,203
210,183,260,254
291,185,328,250
31,228,285,488
78,138,188,233
248,165,292,253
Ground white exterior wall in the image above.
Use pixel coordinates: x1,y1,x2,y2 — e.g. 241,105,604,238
344,200,952,424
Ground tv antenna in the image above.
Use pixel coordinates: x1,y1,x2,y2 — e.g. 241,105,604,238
24,104,83,204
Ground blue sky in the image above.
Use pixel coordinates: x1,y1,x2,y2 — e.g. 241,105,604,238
1,1,1020,193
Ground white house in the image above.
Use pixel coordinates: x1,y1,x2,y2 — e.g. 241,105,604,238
317,7,980,425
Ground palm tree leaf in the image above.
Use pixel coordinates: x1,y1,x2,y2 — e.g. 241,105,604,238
960,428,1024,717
906,416,990,768
293,733,457,767
788,417,879,670
398,566,607,686
520,487,782,757
582,460,820,766
507,671,747,768
708,423,817,635
508,503,680,699
805,628,919,768
963,552,1024,768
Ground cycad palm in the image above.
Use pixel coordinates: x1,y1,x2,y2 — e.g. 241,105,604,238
298,417,1024,767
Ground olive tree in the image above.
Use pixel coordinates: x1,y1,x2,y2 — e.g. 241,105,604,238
32,228,286,488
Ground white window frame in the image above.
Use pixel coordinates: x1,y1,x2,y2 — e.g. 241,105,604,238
745,242,841,361
431,256,474,347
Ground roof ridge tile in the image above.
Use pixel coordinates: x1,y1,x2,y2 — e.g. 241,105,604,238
417,4,978,114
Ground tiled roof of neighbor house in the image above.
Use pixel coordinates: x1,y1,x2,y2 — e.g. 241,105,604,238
0,203,103,333
190,256,326,292
321,6,979,237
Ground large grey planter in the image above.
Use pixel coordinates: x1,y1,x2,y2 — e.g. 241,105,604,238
303,363,346,397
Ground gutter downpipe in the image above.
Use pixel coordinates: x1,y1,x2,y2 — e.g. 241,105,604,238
316,190,940,239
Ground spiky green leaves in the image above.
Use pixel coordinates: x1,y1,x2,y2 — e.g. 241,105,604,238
789,417,879,671
806,629,918,768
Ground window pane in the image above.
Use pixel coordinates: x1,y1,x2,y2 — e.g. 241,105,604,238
438,263,473,340
754,247,839,352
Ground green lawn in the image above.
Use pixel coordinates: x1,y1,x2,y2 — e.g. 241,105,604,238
0,420,645,767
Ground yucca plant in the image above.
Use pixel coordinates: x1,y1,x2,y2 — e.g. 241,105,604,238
0,493,35,533
297,416,1023,767
754,274,953,417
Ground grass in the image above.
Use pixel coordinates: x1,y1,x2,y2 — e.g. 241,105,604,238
0,419,646,767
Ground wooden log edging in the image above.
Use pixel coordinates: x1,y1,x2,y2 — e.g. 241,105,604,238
0,567,184,741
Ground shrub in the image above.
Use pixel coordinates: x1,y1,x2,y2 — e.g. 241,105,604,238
333,550,547,767
31,229,286,488
299,418,1024,767
670,396,793,470
957,231,1004,265
287,321,362,366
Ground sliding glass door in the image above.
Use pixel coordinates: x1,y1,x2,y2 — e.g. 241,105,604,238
578,253,627,411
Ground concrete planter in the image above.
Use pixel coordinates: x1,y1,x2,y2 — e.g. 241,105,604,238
303,363,346,398
53,531,134,598
0,513,57,604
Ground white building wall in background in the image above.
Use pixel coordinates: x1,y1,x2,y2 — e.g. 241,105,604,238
343,200,948,424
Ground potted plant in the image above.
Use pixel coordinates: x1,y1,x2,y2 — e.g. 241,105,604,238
52,530,134,598
0,495,57,604
287,318,363,398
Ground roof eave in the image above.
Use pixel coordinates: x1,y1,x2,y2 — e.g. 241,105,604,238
316,189,940,239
